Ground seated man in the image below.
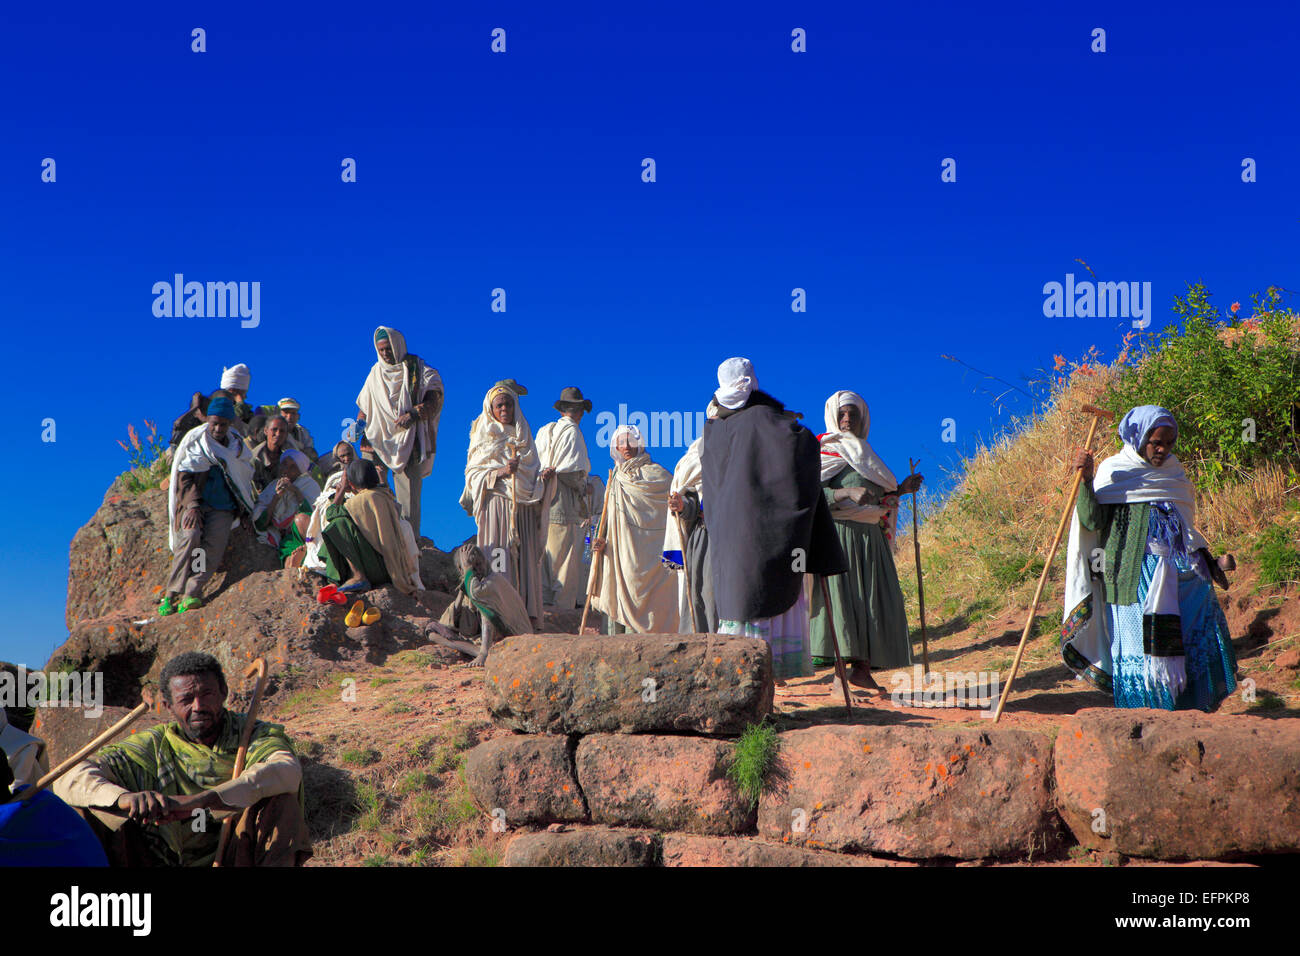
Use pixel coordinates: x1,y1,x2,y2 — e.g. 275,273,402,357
250,415,292,493
428,543,532,665
318,460,423,595
276,398,318,462
252,449,320,567
51,652,312,867
161,394,257,616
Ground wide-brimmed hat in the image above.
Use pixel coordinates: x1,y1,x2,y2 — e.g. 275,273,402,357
554,386,592,413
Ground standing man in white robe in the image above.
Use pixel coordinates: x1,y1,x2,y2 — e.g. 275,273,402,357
355,327,443,539
535,387,594,610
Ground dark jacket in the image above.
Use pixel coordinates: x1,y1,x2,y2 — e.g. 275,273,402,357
702,390,847,620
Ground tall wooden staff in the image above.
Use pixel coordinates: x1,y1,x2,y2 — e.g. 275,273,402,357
907,458,930,674
992,404,1114,722
579,469,614,633
213,658,270,867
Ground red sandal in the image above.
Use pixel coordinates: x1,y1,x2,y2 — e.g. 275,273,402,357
317,584,347,605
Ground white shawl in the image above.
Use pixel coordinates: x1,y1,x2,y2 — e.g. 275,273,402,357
303,471,348,571
591,450,680,633
459,384,549,518
819,391,900,549
252,472,322,544
167,424,257,550
535,415,591,474
1062,443,1208,686
355,326,443,477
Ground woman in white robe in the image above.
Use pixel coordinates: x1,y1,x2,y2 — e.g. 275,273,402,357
459,383,552,630
591,426,680,634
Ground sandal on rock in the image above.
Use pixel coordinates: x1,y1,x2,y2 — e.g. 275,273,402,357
317,584,347,605
158,595,178,616
362,606,381,625
345,600,364,628
338,579,371,594
178,596,203,614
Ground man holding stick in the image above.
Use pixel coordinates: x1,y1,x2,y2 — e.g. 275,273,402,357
53,652,311,867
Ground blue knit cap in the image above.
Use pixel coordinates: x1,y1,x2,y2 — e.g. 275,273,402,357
207,395,236,420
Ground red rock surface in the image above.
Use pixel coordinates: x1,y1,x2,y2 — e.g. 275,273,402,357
1055,707,1300,859
757,724,1059,859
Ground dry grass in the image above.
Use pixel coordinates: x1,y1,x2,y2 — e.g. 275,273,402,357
894,355,1298,641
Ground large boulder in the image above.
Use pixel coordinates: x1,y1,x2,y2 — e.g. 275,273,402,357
757,725,1059,860
576,734,753,834
484,634,773,735
502,826,662,867
1055,708,1300,859
463,735,588,826
66,484,458,631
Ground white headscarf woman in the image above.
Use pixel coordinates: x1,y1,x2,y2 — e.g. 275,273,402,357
459,382,552,624
819,390,900,550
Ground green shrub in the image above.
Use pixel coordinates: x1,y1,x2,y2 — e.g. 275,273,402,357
1100,284,1299,488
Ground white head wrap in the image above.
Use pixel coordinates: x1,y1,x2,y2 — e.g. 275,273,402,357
714,357,757,410
610,424,644,462
221,363,250,391
280,448,311,475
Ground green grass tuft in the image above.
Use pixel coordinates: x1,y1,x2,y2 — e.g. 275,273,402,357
1254,525,1300,589
726,721,781,809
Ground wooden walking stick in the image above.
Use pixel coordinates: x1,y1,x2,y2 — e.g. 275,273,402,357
674,510,700,632
817,576,853,717
212,657,270,867
908,458,931,675
579,469,614,633
6,699,151,804
992,403,1115,722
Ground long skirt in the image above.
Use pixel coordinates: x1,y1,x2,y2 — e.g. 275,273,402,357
719,590,812,680
1109,551,1237,712
810,519,911,669
676,520,717,634
476,491,543,620
320,514,391,587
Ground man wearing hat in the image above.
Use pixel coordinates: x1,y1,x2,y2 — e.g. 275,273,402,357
275,397,319,463
160,393,257,615
535,387,594,609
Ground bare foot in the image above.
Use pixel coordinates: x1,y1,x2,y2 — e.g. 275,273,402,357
468,653,488,668
848,663,883,692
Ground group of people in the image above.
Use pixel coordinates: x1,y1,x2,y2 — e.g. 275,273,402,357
1,339,1245,868
155,336,1240,712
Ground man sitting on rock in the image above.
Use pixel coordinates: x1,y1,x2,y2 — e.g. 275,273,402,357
427,543,532,665
250,414,292,493
161,394,257,616
318,459,423,596
52,652,312,867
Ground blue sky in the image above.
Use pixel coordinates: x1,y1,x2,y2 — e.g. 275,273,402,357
2,1,1296,668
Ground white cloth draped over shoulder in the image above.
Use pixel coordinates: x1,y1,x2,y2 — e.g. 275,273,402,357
252,473,321,530
819,390,899,549
167,424,257,550
303,471,348,571
355,326,443,477
661,437,703,560
1062,443,1209,683
591,447,680,633
459,384,551,519
535,415,591,474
